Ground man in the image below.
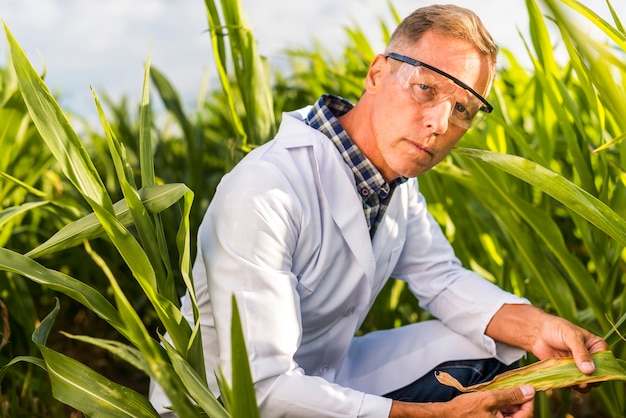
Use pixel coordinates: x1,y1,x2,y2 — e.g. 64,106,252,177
150,4,607,417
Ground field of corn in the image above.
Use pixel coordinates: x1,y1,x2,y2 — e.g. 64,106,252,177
0,0,625,416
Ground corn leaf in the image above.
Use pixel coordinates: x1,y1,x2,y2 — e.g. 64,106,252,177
93,84,174,301
26,183,190,258
230,294,261,418
39,344,160,418
557,0,626,49
444,155,607,327
0,248,124,332
436,351,626,392
0,355,46,385
0,201,48,229
161,338,229,418
29,299,160,417
454,148,626,247
4,22,112,213
76,245,202,417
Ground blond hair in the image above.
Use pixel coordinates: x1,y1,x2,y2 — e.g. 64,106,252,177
385,4,498,71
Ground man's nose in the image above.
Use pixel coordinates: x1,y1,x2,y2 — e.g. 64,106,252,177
422,99,452,134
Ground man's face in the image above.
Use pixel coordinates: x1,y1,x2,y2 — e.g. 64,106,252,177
364,31,492,180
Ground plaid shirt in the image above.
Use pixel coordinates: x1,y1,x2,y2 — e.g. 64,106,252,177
304,94,407,238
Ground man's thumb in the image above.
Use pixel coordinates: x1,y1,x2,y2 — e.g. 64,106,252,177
497,385,535,405
513,385,535,402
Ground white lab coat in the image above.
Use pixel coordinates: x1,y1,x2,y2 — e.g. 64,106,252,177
150,109,527,417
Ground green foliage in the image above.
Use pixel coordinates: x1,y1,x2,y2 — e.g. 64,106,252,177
0,5,258,414
203,0,276,151
0,0,625,417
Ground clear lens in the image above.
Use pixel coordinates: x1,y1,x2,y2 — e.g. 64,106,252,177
396,62,486,130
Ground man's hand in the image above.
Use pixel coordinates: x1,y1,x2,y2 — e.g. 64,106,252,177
486,304,609,390
528,312,607,370
390,385,535,418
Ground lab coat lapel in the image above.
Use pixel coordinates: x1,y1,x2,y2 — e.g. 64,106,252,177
316,144,377,283
279,111,376,283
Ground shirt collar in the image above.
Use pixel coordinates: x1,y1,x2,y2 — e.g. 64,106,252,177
304,94,407,200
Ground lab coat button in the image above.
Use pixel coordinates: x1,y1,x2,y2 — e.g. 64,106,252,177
320,366,329,374
343,307,355,316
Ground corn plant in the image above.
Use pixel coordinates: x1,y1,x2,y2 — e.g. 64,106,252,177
0,13,263,416
203,0,276,152
0,0,278,414
0,46,66,418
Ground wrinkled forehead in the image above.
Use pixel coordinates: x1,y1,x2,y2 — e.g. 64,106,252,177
405,33,494,95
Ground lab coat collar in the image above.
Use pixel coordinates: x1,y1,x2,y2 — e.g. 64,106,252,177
279,110,377,283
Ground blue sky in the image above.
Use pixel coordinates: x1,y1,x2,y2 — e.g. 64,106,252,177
0,0,624,121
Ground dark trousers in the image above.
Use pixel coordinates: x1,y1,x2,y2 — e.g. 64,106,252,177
383,358,518,402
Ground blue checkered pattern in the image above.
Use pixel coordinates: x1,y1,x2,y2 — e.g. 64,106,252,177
304,94,407,238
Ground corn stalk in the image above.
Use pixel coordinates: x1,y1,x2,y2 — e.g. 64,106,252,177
0,17,260,416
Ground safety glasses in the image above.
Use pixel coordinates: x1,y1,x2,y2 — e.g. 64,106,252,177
386,52,493,129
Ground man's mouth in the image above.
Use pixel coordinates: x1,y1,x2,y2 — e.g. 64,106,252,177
408,140,434,156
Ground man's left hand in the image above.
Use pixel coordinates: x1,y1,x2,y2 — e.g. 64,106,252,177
486,304,609,391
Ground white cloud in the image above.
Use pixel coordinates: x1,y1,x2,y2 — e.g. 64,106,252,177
5,0,63,29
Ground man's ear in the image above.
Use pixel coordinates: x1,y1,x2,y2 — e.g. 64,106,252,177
364,54,387,93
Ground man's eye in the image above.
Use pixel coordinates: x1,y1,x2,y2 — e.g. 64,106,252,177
411,83,435,100
454,103,479,122
455,103,467,114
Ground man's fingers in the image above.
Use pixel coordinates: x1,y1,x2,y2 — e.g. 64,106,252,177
576,356,596,374
485,386,535,418
492,385,535,407
576,332,609,375
572,335,596,374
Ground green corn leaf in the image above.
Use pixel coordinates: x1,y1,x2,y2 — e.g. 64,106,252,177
26,183,190,258
203,0,247,144
593,132,626,153
230,295,261,418
0,201,48,229
446,155,607,328
557,0,626,49
61,333,151,373
82,243,202,417
454,148,626,247
436,351,626,392
31,296,60,346
4,22,112,213
93,84,174,301
83,241,161,361
39,345,161,418
61,330,202,417
139,53,156,187
138,60,179,304
171,184,206,375
28,300,160,416
0,249,124,332
150,66,192,141
526,0,560,76
162,338,229,418
80,194,192,353
0,355,47,385
0,171,48,198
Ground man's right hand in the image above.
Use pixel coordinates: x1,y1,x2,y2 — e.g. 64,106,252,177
389,385,535,417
